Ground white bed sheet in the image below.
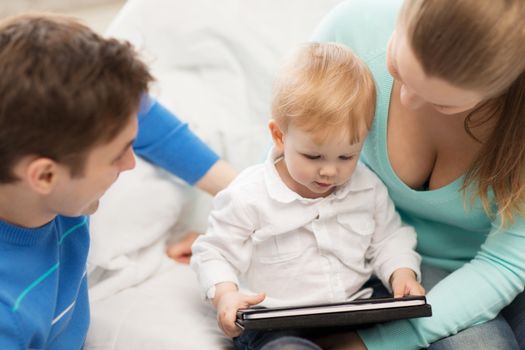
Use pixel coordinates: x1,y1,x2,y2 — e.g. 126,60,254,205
87,257,227,349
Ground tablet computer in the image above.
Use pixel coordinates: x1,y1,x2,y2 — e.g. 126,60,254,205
236,295,431,331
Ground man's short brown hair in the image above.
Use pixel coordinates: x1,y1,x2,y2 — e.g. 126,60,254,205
0,14,153,183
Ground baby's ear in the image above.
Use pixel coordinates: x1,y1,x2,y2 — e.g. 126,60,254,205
268,119,285,152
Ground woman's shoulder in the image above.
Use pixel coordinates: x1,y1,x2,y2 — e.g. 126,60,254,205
312,0,402,61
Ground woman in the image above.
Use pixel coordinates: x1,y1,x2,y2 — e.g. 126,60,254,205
306,0,525,349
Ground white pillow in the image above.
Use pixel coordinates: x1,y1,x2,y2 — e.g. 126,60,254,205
87,156,190,298
106,0,343,168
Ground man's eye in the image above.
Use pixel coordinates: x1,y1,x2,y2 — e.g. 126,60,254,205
303,154,320,160
113,153,125,164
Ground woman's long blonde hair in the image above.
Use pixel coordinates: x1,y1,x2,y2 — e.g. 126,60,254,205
400,0,525,227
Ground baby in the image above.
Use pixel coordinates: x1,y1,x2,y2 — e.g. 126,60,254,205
191,42,424,348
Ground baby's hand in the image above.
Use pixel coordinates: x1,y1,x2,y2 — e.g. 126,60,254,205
390,268,425,298
213,283,265,337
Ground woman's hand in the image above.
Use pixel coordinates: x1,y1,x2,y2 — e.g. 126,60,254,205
390,268,426,297
166,231,200,264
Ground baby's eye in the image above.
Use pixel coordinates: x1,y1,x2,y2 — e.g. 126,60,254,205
339,155,354,161
303,154,320,160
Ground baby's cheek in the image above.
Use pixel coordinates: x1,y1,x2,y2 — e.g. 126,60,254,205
295,167,314,184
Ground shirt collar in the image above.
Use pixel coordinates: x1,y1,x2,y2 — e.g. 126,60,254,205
263,148,375,204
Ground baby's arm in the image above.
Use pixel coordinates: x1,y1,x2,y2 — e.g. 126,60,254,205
366,178,422,292
213,282,265,337
191,180,266,336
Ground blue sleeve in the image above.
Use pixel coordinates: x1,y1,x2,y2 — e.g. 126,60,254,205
133,95,220,185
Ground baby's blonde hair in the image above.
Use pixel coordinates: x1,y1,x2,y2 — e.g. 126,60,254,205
271,42,376,144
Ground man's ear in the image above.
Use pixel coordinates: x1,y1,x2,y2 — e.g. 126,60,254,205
25,158,60,195
268,119,285,153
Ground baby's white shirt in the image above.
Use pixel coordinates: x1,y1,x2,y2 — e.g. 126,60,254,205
191,152,421,307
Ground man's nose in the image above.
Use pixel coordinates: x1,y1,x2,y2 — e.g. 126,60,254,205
120,148,136,172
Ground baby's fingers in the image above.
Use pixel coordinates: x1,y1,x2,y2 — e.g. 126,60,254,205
244,292,266,307
218,307,242,338
392,283,407,298
406,281,426,296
